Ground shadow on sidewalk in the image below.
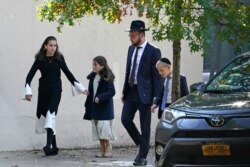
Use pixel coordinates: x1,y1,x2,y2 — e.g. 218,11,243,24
0,146,155,167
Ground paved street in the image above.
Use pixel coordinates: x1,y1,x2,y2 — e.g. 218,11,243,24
0,147,155,167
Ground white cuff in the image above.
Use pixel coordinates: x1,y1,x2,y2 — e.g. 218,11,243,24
72,81,86,96
25,84,32,95
23,84,32,99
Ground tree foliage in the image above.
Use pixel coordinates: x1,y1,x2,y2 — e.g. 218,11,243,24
36,0,250,100
36,0,250,54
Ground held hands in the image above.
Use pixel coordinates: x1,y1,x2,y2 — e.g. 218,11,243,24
150,104,157,113
25,95,32,101
83,90,89,95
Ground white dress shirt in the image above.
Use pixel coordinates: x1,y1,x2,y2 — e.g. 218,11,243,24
129,40,148,84
163,76,172,104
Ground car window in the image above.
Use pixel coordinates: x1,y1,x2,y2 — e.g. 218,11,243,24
206,55,250,92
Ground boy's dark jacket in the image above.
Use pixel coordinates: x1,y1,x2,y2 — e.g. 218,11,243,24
155,75,189,119
84,72,115,120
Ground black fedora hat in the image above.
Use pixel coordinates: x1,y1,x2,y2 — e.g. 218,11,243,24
125,20,149,32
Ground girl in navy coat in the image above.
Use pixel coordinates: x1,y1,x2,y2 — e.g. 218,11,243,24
84,56,117,157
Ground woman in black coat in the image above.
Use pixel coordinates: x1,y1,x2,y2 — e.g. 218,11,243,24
24,36,87,156
84,56,117,158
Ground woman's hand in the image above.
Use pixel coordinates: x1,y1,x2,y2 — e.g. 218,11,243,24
94,97,99,104
25,95,32,101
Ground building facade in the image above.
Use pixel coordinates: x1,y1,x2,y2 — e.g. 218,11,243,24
0,0,203,151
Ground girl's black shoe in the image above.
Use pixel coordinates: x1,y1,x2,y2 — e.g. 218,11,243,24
52,147,59,155
43,147,54,156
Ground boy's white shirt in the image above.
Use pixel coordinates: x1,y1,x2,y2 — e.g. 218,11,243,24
164,75,172,104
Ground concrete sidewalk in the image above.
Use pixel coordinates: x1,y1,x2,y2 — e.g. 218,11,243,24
0,147,155,167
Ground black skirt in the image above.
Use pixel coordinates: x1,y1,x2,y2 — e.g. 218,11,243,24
36,91,61,118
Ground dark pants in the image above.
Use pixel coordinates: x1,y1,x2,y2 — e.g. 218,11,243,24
121,86,151,159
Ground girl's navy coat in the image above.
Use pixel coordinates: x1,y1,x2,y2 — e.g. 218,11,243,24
84,72,115,120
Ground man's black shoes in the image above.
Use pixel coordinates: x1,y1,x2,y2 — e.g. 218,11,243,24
133,158,147,166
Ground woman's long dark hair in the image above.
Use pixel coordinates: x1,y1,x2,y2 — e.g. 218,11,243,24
93,56,115,82
35,36,63,61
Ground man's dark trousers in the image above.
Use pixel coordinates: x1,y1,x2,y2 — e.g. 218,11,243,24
122,86,151,159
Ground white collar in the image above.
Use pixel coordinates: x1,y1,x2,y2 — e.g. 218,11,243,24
138,40,147,49
165,74,173,79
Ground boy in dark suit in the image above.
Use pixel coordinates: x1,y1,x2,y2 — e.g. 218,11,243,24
151,57,189,119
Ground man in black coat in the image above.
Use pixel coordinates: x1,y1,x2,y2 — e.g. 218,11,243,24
151,57,189,119
121,20,162,166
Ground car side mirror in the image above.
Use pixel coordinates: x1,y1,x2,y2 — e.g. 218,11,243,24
190,82,206,92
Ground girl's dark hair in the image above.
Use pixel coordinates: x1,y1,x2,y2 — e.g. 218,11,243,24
35,36,63,61
93,56,115,81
